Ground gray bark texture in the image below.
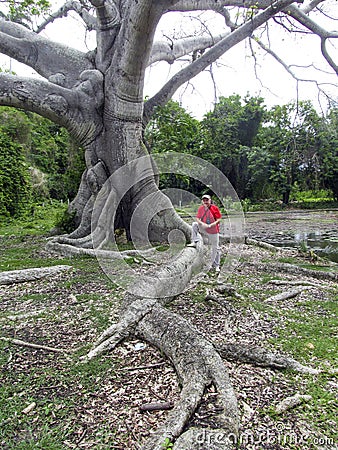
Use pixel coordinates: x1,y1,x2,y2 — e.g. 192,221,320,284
1,0,335,243
0,265,73,285
0,1,337,447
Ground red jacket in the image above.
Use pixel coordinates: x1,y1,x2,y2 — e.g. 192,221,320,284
197,204,222,234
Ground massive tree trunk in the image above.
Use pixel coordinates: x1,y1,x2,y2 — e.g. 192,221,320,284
0,0,320,245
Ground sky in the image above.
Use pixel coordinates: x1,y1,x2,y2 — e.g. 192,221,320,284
1,1,337,120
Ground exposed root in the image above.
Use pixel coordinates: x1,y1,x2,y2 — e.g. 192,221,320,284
83,296,158,361
136,303,239,449
275,394,312,414
216,343,320,374
246,237,279,252
265,287,310,302
268,279,324,287
247,261,338,281
46,239,158,259
1,309,46,321
51,234,94,248
0,265,73,285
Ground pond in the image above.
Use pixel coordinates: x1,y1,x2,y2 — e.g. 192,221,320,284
245,209,338,263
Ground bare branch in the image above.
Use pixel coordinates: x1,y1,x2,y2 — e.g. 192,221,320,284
253,35,337,86
144,0,297,122
285,5,338,74
149,32,228,65
321,36,338,75
0,71,102,143
168,0,281,12
286,4,338,38
301,0,326,14
0,18,92,88
36,0,97,33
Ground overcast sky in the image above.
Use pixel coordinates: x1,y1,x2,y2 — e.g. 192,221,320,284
1,2,337,119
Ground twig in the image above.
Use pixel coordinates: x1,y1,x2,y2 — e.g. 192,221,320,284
75,427,87,446
139,402,174,412
1,337,69,354
123,361,165,372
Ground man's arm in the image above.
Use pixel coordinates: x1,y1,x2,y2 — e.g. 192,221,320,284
208,206,222,229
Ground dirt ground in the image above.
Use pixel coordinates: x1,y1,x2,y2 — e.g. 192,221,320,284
1,234,337,449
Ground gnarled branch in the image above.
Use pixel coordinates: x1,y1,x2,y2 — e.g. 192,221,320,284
0,18,92,88
149,33,228,65
36,0,97,33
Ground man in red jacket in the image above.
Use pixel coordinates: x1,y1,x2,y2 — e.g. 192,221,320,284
188,194,222,272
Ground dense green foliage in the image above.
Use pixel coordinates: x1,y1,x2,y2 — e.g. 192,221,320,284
1,96,336,220
27,113,85,201
145,97,338,205
144,100,202,193
0,108,31,217
200,95,265,199
0,0,50,24
255,101,338,203
0,106,85,218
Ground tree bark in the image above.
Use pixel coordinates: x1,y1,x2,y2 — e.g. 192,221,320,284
0,265,73,285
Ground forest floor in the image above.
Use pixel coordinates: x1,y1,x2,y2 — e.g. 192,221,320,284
0,213,337,449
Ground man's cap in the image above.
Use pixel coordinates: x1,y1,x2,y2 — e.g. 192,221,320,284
202,194,211,200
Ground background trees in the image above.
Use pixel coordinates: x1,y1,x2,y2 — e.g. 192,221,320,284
199,95,265,199
1,95,337,219
0,107,31,216
145,97,338,205
0,105,85,217
319,108,338,201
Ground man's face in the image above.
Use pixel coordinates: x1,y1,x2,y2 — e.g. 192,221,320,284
202,198,211,206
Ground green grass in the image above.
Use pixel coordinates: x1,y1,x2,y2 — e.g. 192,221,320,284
0,201,67,237
270,298,337,366
225,269,338,442
0,340,120,449
1,202,337,448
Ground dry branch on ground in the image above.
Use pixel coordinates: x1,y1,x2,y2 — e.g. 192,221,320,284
1,240,336,448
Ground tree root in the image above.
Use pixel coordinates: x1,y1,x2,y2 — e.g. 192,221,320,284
246,237,279,252
275,393,312,414
46,239,158,259
268,279,324,287
83,296,159,361
135,303,239,449
215,343,320,374
247,261,338,281
0,265,73,285
265,287,310,302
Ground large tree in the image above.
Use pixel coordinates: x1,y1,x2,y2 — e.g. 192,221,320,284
1,0,337,242
0,1,337,448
